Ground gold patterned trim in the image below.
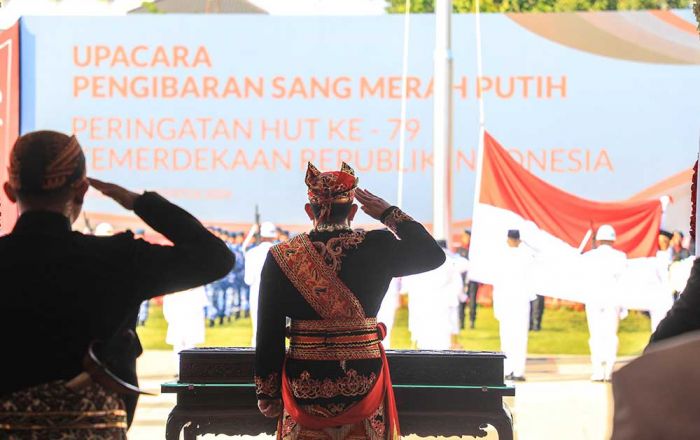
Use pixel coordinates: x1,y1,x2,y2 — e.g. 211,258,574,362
0,410,126,417
291,318,377,333
381,207,415,234
312,223,353,233
270,234,365,320
289,370,377,400
311,231,366,272
0,422,128,430
288,318,382,360
255,372,280,397
288,345,382,361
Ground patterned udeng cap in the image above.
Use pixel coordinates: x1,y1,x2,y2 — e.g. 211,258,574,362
8,132,86,193
305,162,358,222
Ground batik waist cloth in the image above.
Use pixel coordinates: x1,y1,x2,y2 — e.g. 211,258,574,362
0,380,127,439
287,318,384,361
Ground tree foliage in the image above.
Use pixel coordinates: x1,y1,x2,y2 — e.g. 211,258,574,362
386,0,689,13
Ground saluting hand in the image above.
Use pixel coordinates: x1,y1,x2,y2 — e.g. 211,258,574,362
258,399,282,418
89,178,140,211
355,188,391,220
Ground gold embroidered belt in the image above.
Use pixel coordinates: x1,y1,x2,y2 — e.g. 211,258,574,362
287,318,383,361
0,381,128,433
0,410,128,431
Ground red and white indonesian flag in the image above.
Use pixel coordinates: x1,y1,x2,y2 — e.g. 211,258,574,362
0,22,20,236
470,132,665,308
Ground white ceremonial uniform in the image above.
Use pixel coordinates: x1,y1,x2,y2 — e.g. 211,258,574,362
492,245,536,378
245,241,275,347
404,251,459,350
649,249,674,331
377,278,401,349
583,244,627,380
445,251,470,336
163,287,208,365
669,256,694,296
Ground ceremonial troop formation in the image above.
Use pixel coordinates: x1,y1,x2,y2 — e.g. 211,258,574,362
202,228,250,326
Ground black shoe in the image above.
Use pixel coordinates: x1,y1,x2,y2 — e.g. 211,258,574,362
227,316,231,323
244,310,250,319
219,316,224,325
469,321,475,329
209,319,215,327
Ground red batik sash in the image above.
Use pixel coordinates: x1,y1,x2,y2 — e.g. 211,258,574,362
270,234,400,439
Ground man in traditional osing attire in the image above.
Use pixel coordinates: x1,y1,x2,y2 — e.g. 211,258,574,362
0,130,234,439
254,162,445,440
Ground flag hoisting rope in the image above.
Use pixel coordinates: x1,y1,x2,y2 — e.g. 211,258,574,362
471,0,486,236
396,0,412,209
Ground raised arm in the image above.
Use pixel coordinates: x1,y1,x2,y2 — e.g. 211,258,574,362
356,188,446,277
90,179,235,298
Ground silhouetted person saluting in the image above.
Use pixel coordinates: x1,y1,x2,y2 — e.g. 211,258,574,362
0,130,234,439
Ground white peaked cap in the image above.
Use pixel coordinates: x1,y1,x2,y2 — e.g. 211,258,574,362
95,222,114,237
596,224,616,242
260,221,278,239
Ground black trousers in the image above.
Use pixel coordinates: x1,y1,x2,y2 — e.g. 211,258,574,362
529,295,545,331
461,281,480,328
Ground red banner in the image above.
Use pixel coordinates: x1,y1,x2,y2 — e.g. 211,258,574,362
480,131,662,258
0,22,20,235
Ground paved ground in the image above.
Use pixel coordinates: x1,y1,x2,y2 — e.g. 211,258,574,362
129,351,621,440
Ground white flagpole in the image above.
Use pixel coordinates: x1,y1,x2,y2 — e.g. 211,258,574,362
396,0,411,209
432,0,453,241
470,0,486,229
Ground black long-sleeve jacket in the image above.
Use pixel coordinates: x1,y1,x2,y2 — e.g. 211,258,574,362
0,192,234,397
254,207,445,408
649,258,700,345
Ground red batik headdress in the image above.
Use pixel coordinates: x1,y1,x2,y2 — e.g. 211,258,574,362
8,133,85,192
305,162,358,222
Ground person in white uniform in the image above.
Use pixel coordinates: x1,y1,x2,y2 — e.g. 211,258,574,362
649,231,675,331
403,240,469,350
377,277,401,349
492,229,536,381
163,286,209,368
583,224,627,382
245,221,278,347
442,241,470,349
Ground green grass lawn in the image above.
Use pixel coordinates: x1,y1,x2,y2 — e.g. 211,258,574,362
138,304,652,356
